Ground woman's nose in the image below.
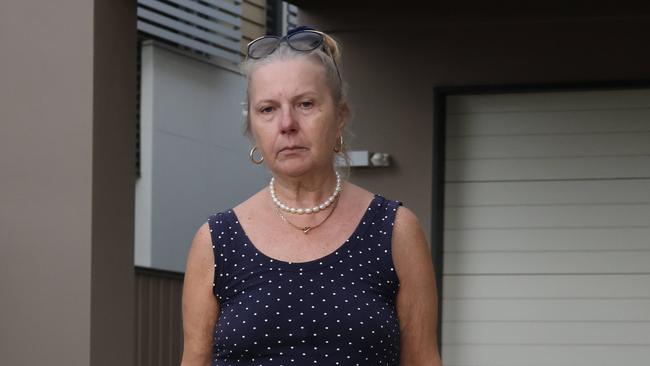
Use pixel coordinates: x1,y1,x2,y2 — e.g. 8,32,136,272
279,107,298,134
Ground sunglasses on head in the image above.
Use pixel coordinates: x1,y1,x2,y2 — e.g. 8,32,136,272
246,28,342,83
247,29,326,59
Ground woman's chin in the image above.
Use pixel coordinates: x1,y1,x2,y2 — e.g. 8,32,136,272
272,159,321,178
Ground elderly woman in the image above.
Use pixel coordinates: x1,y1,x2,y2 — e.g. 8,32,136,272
181,26,442,366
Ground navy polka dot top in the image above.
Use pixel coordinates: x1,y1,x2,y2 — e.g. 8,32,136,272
207,194,402,366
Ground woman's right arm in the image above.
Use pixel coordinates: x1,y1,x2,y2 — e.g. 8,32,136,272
180,222,219,366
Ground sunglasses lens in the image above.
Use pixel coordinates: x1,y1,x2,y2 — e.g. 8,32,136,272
287,31,323,51
248,37,280,59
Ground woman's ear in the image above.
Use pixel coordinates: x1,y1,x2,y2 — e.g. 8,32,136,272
337,101,350,131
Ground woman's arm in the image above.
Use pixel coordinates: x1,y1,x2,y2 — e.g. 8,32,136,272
393,207,443,366
180,222,219,366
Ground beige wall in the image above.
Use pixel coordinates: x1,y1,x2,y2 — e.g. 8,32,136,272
0,1,136,365
300,11,650,244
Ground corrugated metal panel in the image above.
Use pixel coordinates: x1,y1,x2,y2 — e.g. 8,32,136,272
135,267,184,366
137,0,243,63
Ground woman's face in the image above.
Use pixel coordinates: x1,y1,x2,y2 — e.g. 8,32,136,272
248,57,345,178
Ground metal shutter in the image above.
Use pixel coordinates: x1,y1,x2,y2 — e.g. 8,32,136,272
441,89,650,366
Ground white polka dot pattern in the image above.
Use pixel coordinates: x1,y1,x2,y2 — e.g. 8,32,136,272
207,195,402,365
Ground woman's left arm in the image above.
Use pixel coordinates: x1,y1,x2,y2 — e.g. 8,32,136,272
392,206,443,366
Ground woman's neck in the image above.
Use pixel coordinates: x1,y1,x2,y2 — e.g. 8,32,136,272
271,168,340,208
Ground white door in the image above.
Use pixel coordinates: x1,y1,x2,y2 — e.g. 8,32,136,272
441,88,650,366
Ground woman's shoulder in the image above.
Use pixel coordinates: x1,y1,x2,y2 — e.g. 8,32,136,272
349,183,402,209
338,182,407,218
205,188,267,222
347,184,419,239
184,221,214,276
228,188,269,222
390,199,426,256
341,182,374,205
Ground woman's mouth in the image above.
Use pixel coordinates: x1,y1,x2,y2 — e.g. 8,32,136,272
280,146,306,152
278,146,307,156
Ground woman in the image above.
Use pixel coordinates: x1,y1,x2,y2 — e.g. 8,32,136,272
181,26,442,366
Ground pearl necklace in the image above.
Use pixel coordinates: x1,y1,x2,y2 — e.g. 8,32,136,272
269,172,342,215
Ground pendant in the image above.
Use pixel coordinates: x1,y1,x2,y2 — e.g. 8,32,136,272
302,227,312,234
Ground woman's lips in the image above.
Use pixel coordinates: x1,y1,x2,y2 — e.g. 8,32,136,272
280,146,306,152
278,146,307,156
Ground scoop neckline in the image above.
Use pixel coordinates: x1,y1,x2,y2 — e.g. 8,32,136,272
228,194,383,272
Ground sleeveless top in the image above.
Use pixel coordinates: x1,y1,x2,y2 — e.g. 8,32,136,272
207,194,402,366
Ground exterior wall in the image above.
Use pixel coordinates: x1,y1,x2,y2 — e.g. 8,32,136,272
299,11,650,244
1,0,136,365
0,1,94,364
135,43,269,273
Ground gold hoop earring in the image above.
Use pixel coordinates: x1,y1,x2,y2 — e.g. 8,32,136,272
249,146,264,164
333,135,344,153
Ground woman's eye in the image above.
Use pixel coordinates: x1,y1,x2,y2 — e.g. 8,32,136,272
299,101,314,109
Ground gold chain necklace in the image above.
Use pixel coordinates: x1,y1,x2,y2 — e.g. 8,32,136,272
276,196,339,234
